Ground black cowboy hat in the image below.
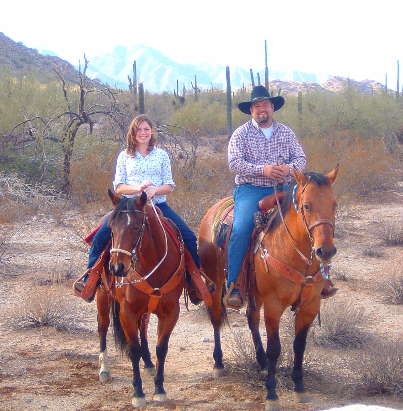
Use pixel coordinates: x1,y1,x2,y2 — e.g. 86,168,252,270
238,85,285,114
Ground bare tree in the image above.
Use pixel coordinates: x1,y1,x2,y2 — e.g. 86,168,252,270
8,55,130,193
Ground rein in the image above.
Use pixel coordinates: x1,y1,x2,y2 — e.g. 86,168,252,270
259,179,334,310
110,201,169,282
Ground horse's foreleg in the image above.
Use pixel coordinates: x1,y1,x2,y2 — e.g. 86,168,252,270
128,340,146,408
97,290,111,383
292,308,318,404
140,313,155,375
292,326,310,403
153,305,180,401
247,303,267,373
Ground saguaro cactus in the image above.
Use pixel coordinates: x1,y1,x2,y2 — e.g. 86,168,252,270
191,75,199,101
265,39,269,90
397,60,400,98
226,66,232,139
250,69,255,88
139,82,145,114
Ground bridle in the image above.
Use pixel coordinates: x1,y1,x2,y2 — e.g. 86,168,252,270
272,177,335,266
109,201,169,283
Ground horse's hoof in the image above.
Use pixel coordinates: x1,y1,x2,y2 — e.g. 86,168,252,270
259,369,267,381
212,367,226,379
153,393,168,402
99,371,111,383
132,396,146,408
293,391,310,403
265,398,281,411
144,365,155,377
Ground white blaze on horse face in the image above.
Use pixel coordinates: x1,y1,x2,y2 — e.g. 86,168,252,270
126,213,132,227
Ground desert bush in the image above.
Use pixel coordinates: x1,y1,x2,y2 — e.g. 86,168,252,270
376,266,403,304
378,217,403,246
363,243,385,258
354,339,403,398
311,298,371,348
70,139,120,208
4,284,78,331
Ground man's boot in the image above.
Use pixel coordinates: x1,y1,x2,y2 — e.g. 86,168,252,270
321,279,338,299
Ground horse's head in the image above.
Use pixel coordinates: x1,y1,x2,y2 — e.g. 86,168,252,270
293,165,339,264
108,190,148,277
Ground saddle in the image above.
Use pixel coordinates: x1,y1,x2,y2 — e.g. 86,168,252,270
213,193,284,304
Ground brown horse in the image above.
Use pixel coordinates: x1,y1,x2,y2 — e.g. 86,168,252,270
96,190,185,408
198,166,339,411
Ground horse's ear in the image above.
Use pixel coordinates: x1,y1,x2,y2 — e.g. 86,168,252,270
136,191,148,209
108,189,121,206
326,164,340,184
293,167,307,186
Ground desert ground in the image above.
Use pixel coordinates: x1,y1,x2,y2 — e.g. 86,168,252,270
1,188,403,411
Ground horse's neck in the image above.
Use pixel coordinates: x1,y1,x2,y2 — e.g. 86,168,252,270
266,210,318,271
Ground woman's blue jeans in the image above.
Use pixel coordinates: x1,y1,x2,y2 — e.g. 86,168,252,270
87,201,199,269
227,184,275,288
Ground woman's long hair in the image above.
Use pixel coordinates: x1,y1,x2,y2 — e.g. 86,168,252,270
126,115,156,157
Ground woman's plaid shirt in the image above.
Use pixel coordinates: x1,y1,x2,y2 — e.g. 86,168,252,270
228,118,306,187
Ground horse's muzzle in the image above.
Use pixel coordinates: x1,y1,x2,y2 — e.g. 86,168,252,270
315,245,337,262
109,261,130,277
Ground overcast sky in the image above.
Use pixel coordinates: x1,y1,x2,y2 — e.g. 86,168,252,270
1,0,402,89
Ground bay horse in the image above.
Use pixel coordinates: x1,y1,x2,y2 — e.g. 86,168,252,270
198,166,339,411
96,189,185,408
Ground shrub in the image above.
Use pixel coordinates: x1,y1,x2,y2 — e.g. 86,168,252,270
355,339,403,398
376,265,403,304
378,217,403,246
3,285,79,331
311,298,371,348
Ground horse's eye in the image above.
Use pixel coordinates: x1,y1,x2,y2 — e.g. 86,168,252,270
303,204,310,212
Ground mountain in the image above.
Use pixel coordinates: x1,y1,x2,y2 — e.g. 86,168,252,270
0,32,80,84
86,44,334,93
0,32,386,96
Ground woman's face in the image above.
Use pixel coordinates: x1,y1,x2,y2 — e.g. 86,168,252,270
135,121,153,145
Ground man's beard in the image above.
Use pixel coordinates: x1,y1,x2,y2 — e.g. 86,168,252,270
257,112,269,124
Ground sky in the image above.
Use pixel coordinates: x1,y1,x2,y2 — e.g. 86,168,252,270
1,0,402,89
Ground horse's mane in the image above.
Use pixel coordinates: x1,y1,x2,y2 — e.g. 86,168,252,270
268,171,331,231
109,195,139,221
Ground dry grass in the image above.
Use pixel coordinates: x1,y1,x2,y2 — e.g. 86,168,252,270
3,284,81,331
378,217,403,246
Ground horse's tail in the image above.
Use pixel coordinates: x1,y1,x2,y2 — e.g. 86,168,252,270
111,299,129,357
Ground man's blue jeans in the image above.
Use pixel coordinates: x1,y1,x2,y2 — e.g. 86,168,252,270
87,201,200,269
227,184,275,288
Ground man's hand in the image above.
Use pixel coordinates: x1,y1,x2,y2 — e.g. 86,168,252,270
263,164,289,180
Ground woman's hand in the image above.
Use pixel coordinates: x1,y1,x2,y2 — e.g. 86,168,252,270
139,180,153,191
144,187,158,201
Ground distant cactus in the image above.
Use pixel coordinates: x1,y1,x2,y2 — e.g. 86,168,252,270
139,82,145,114
385,73,388,93
191,75,200,101
265,39,269,90
250,69,255,88
397,60,400,98
226,66,232,139
257,72,261,86
133,61,137,95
